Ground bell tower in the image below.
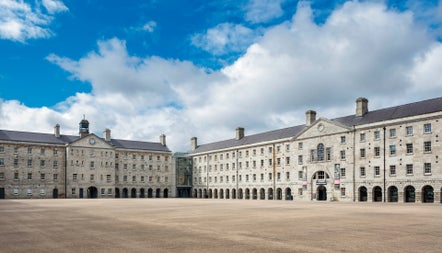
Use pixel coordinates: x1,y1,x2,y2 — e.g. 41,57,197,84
79,116,90,138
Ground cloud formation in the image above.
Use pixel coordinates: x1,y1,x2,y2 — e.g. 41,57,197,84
245,0,285,24
0,0,67,42
1,1,442,152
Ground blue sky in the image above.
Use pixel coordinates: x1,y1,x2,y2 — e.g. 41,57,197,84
0,0,442,151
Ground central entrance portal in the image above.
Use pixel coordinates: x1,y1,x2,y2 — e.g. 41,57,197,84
317,186,327,201
87,186,98,198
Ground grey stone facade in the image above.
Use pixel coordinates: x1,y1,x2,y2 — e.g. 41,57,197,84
0,120,173,199
190,97,442,203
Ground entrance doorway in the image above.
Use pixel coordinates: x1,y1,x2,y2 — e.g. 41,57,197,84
115,188,120,198
359,186,367,202
373,186,382,202
79,188,84,198
404,185,415,202
422,185,434,203
0,188,5,199
87,186,98,198
52,188,58,199
317,186,327,201
388,186,398,202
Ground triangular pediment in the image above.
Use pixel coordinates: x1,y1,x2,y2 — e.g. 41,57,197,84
293,118,352,140
69,133,114,149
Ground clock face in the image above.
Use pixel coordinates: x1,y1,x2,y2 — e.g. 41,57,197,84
318,124,324,132
89,138,96,145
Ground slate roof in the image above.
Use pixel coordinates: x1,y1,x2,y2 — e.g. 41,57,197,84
193,97,442,153
0,129,170,152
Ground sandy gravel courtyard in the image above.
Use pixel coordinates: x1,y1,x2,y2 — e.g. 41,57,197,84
0,199,441,253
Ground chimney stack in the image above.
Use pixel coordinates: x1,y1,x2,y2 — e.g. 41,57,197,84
160,134,166,146
103,129,111,142
305,110,317,126
356,97,369,117
54,124,60,138
191,137,198,151
236,127,245,140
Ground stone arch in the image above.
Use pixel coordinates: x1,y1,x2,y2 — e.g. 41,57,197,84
155,188,161,198
131,188,137,198
225,189,230,199
259,188,265,200
245,188,250,199
220,188,224,199
388,186,398,202
359,186,367,202
252,188,257,200
122,188,129,198
422,185,434,203
285,187,292,200
276,188,282,200
238,188,243,199
140,188,145,198
232,188,236,199
372,186,382,202
268,188,273,200
404,185,415,203
214,189,218,199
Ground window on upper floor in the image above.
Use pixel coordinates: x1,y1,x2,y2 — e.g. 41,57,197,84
374,130,380,140
360,133,366,142
317,143,324,161
340,136,346,144
389,128,396,138
424,123,431,133
406,143,413,154
424,141,432,153
424,163,431,175
389,145,396,156
374,147,380,157
406,126,413,136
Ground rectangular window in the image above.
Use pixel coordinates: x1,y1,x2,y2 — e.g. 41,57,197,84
0,172,4,180
27,172,32,179
340,168,346,178
286,157,290,165
360,148,366,158
406,126,413,136
132,176,136,182
341,136,346,144
389,145,396,156
90,161,95,168
389,165,396,176
298,142,303,150
0,158,4,166
268,173,272,180
260,173,264,181
298,171,303,179
424,123,432,133
53,149,58,156
424,141,432,153
27,147,32,154
374,166,380,177
326,148,331,161
90,174,94,181
123,175,127,182
406,143,413,154
14,147,18,154
72,188,76,195
40,173,46,180
14,172,19,180
298,155,303,165
286,172,290,180
374,147,380,157
374,131,380,140
360,167,366,177
268,159,272,166
53,161,58,168
107,174,111,182
14,159,19,166
406,164,413,175
73,174,77,181
389,128,396,138
53,174,58,180
40,148,45,155
360,133,366,142
340,150,346,160
424,163,431,175
276,158,281,166
277,172,281,180
341,188,346,196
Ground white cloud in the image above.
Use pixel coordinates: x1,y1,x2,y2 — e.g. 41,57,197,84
245,0,285,24
42,0,68,14
1,1,442,152
142,21,157,32
192,23,257,55
0,0,67,42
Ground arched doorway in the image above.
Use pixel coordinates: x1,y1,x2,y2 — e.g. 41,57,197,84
220,189,224,199
198,189,202,198
214,189,218,199
245,188,250,199
404,185,415,203
123,188,128,198
226,189,230,199
87,186,98,198
232,189,236,199
276,188,282,200
388,186,398,202
317,186,327,201
131,188,137,198
147,188,153,198
285,188,292,200
155,188,161,198
260,188,265,200
115,188,120,198
163,189,169,198
252,188,257,200
268,188,274,200
204,189,208,198
358,186,367,202
193,189,198,198
140,188,145,198
373,186,382,202
52,188,58,199
238,188,243,199
422,185,434,203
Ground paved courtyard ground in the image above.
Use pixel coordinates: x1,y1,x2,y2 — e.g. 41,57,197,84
0,199,441,253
